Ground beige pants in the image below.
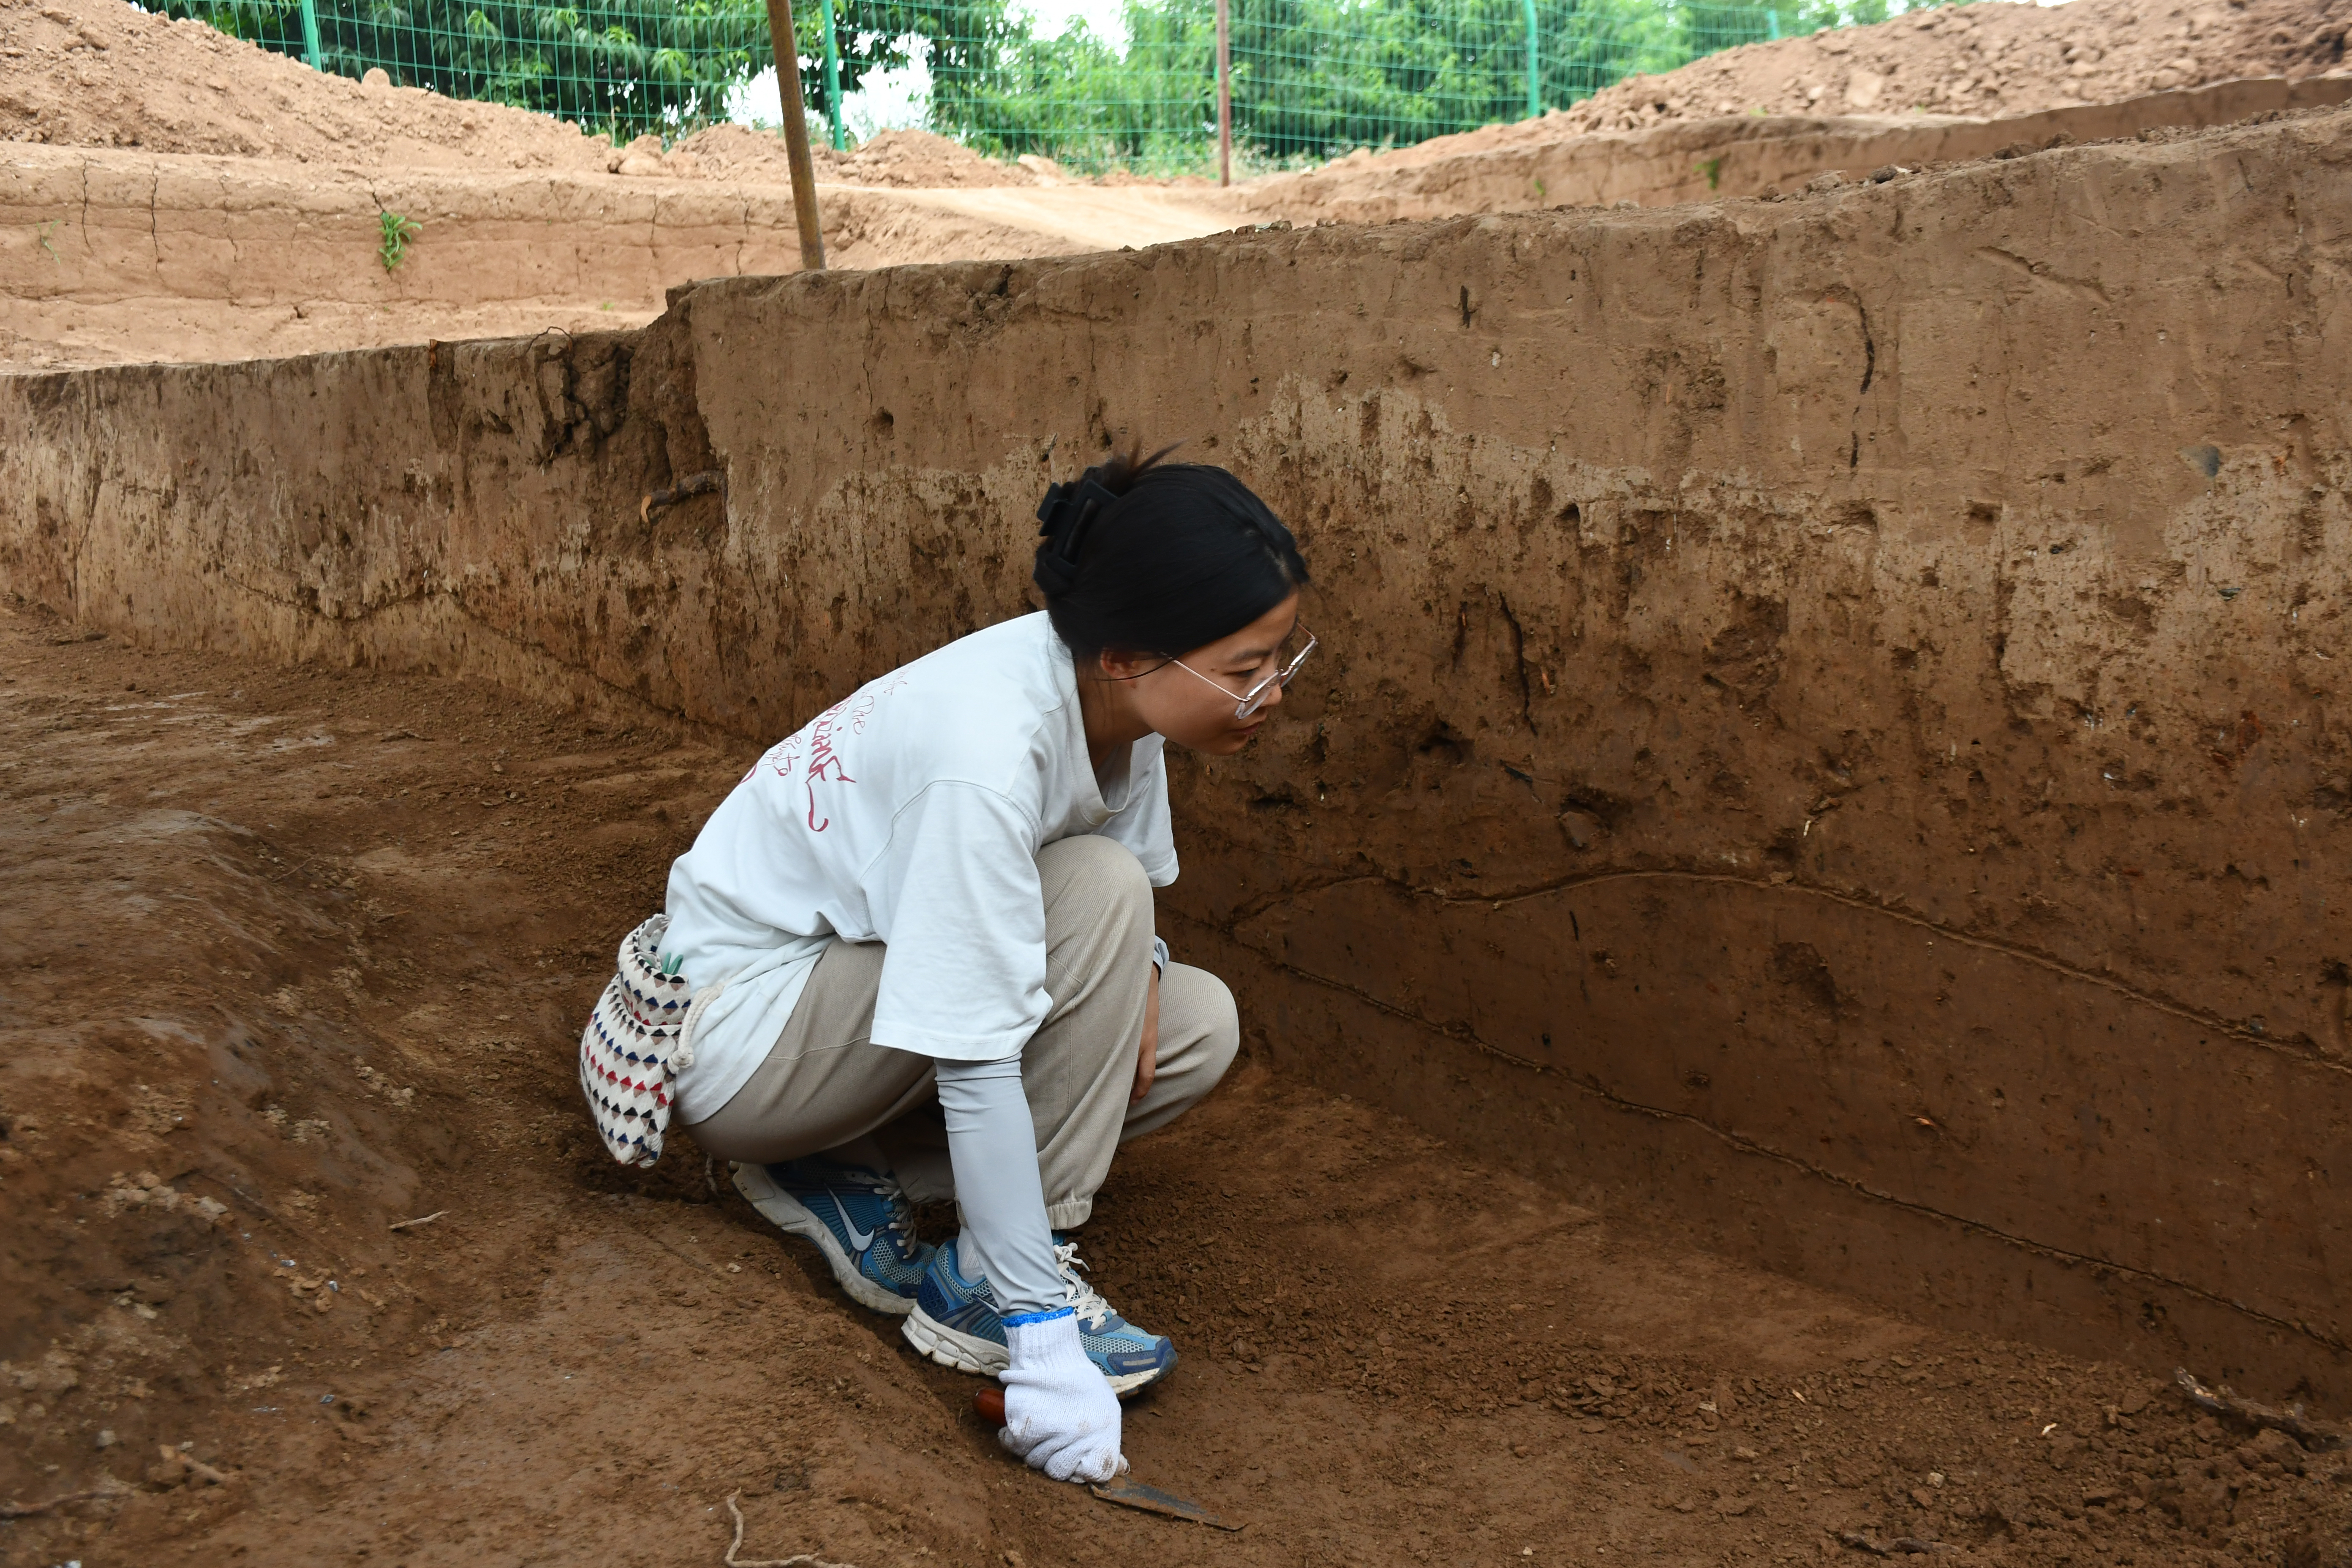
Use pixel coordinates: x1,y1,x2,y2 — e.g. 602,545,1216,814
684,835,1239,1229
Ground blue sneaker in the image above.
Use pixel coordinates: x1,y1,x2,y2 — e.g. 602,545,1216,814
901,1233,1178,1398
730,1159,932,1316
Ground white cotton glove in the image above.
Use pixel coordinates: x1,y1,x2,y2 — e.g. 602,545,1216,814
997,1310,1127,1484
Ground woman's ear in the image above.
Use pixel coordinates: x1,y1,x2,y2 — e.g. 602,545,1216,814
1095,648,1158,682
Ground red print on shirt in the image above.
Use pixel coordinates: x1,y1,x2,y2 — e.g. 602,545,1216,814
748,733,803,786
802,703,857,831
762,677,908,832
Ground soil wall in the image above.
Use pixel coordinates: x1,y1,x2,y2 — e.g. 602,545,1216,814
0,144,1116,368
1239,75,2352,226
6,107,2352,1402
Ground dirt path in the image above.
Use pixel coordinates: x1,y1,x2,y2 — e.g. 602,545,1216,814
0,610,2342,1568
864,186,1242,254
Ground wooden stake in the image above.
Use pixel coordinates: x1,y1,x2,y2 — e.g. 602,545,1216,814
1215,0,1232,188
763,0,828,270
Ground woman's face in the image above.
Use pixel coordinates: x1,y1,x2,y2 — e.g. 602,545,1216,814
1102,593,1304,756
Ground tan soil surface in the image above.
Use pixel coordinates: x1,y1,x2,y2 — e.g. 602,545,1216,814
4,608,2349,1566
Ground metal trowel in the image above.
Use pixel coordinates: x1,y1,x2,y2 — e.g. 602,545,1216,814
974,1388,1243,1530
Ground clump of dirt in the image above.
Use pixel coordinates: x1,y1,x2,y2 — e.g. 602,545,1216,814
681,122,1045,187
1368,0,2349,164
3,609,2350,1567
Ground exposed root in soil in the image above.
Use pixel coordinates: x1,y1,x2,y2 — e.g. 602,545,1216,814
2175,1368,2352,1453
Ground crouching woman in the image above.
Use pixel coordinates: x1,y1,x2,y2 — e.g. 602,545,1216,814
579,446,1313,1482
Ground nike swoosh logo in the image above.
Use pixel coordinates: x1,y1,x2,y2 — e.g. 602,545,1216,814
828,1189,876,1252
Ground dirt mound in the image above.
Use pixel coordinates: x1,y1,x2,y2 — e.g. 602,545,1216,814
1,0,1049,186
1563,0,2352,130
0,0,612,168
1367,0,2349,166
681,122,1040,188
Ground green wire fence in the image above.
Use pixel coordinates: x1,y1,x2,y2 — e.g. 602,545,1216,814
137,0,1966,172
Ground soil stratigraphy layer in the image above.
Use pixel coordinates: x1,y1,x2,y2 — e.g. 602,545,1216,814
1,615,2342,1568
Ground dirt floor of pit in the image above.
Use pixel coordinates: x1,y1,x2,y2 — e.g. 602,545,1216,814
2,608,2349,1568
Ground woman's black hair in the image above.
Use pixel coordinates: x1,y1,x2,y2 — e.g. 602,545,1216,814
1032,443,1310,663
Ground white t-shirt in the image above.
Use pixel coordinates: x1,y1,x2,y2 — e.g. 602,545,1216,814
659,612,1178,1121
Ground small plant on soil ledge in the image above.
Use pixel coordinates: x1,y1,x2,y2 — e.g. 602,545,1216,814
377,210,420,272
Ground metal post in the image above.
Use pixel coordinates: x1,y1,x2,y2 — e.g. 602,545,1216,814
763,0,828,270
1215,0,1231,188
1768,9,1782,41
1522,0,1539,119
296,0,323,70
817,0,845,152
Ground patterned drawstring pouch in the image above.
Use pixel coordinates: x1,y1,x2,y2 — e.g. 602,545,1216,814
578,914,711,1168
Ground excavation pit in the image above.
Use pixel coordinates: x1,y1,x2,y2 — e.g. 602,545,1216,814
4,47,2352,1568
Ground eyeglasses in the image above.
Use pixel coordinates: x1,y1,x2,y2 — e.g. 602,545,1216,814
1171,626,1317,720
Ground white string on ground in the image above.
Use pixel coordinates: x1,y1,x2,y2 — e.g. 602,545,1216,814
722,1493,860,1568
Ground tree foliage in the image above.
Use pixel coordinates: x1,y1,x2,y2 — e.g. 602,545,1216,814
858,0,1961,168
